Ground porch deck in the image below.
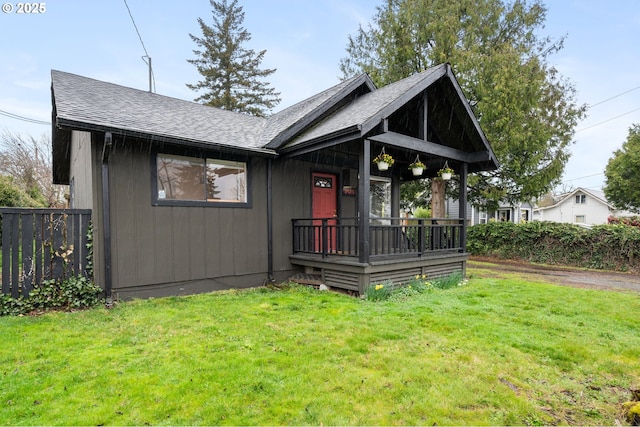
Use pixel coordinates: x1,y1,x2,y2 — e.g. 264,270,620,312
290,217,468,294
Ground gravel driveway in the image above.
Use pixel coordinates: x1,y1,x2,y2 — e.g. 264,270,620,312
468,256,640,293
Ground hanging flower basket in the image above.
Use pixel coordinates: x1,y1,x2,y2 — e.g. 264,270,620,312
373,151,394,171
409,157,425,176
438,166,454,180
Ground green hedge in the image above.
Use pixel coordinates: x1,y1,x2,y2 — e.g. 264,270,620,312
467,221,640,272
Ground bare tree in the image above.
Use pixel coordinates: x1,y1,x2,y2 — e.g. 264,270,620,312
0,130,66,207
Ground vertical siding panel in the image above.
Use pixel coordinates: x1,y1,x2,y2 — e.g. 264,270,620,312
172,208,191,282
189,208,206,279
232,208,249,274
111,146,138,289
218,210,235,277
135,149,156,285
154,207,174,282
205,208,221,278
249,161,267,274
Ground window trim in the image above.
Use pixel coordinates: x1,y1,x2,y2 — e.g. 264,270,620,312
151,149,252,208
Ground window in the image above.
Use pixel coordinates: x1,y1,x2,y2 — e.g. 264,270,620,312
156,153,247,204
370,177,391,223
498,209,511,222
575,194,586,204
575,215,586,224
479,211,488,224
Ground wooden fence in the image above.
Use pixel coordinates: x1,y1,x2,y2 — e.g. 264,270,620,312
1,208,92,298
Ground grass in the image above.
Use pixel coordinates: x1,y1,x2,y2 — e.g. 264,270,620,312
1,271,639,425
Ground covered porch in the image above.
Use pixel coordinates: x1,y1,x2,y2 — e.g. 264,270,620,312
272,65,498,294
290,215,467,294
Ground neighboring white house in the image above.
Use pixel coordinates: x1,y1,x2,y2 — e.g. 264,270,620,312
532,188,617,226
445,199,534,225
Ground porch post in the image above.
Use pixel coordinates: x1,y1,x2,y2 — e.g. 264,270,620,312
458,162,468,252
391,168,401,217
358,139,371,263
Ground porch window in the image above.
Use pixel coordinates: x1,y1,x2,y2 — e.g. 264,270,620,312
156,153,246,203
370,176,391,223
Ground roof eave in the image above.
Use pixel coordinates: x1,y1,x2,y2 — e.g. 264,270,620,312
55,117,278,158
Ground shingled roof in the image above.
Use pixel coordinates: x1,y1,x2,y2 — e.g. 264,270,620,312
283,65,446,149
52,64,498,182
52,70,271,152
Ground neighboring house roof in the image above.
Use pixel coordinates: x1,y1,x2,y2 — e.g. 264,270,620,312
533,187,615,212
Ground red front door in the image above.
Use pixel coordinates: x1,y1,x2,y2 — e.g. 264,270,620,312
312,172,337,252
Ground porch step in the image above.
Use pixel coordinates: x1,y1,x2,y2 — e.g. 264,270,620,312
288,273,324,286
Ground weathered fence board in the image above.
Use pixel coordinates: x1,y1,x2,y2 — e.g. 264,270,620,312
0,208,92,298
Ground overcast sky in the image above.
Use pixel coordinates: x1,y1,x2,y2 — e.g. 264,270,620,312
1,0,638,192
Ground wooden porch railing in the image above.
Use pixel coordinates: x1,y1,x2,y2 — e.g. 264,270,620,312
1,208,92,298
292,217,464,259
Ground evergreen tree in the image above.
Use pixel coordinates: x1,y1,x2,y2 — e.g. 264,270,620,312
187,0,281,117
604,124,640,213
340,0,586,209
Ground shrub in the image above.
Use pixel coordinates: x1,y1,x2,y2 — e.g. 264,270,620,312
608,215,640,228
467,221,640,272
0,275,103,316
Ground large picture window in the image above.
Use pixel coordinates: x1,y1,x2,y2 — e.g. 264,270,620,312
156,153,247,203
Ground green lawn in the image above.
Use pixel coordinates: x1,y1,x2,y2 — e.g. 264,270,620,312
1,268,639,425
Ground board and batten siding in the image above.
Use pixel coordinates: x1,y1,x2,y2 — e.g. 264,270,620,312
109,142,270,298
68,130,361,298
71,132,272,298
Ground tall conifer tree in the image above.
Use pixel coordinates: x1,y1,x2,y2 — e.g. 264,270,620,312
341,0,586,209
187,0,281,117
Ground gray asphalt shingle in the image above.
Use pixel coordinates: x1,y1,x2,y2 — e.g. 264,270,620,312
52,70,269,151
285,66,445,147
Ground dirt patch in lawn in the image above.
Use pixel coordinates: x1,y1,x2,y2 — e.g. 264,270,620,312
469,256,640,293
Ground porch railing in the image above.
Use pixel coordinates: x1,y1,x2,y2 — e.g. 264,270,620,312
292,217,464,259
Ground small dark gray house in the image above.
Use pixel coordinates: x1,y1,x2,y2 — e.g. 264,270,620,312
51,63,498,299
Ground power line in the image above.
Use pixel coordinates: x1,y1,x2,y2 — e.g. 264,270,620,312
0,109,50,126
563,172,604,183
588,85,640,109
123,0,155,92
576,106,640,133
123,0,149,58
